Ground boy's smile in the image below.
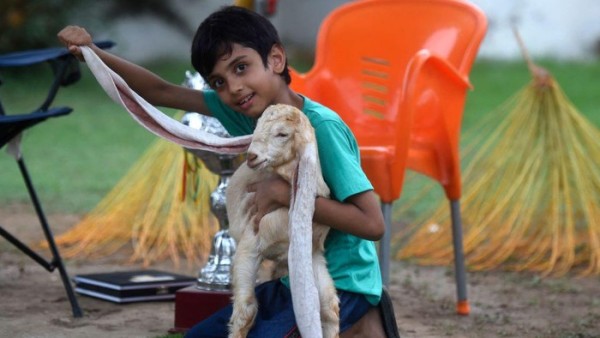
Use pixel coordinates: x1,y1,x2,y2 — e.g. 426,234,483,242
238,92,255,110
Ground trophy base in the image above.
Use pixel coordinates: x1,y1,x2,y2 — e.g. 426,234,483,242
170,285,232,333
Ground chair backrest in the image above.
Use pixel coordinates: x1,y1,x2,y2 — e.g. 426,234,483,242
293,0,485,132
290,0,487,199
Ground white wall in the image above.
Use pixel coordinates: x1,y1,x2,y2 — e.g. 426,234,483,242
97,0,600,63
471,0,600,60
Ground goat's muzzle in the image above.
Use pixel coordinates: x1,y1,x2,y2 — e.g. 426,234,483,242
246,152,263,169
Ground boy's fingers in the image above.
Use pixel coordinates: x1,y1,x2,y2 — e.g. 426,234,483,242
68,45,80,53
67,45,84,61
58,25,92,47
57,26,89,61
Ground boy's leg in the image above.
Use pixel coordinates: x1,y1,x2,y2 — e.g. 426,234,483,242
283,289,373,337
340,307,386,338
249,285,372,338
245,280,297,337
184,280,373,338
184,280,294,338
338,290,373,333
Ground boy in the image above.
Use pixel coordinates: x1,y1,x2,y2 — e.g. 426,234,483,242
58,6,385,337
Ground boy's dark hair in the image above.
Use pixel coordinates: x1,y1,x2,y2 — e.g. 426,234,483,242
191,6,291,85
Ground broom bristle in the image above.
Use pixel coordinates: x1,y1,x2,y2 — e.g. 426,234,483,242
52,136,219,268
394,68,600,276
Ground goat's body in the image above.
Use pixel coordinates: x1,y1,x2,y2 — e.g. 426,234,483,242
225,105,340,338
228,164,331,261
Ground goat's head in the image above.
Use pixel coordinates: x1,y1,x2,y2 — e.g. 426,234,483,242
246,104,315,180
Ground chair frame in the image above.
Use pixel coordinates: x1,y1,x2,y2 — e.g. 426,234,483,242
0,42,113,317
290,0,487,315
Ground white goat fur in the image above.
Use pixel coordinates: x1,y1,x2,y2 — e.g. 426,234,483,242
226,104,340,338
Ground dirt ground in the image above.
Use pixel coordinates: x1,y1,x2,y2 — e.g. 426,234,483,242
1,202,599,338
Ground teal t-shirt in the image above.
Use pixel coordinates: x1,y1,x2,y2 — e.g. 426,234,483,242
204,91,382,305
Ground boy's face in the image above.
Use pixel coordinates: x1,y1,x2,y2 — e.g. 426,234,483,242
206,43,286,119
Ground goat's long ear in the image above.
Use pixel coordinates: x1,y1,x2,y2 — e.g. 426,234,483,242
288,140,322,338
293,112,315,149
290,141,318,212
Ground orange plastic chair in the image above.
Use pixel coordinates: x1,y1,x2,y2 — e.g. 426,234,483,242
290,0,487,315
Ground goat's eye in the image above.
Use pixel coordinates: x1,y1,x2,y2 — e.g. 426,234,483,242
275,132,288,138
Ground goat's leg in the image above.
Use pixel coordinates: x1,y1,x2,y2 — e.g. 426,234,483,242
313,252,340,338
229,234,261,338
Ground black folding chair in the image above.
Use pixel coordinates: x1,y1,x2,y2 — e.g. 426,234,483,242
0,41,113,318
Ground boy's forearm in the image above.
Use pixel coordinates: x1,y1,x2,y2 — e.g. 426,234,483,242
58,25,205,112
90,45,170,105
252,179,384,240
88,45,207,113
313,192,385,241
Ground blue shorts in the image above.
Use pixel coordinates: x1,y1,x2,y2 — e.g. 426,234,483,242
184,279,373,338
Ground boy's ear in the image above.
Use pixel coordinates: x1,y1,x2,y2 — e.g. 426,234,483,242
269,44,286,74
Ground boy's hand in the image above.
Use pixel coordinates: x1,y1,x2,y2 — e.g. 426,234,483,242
57,25,93,61
247,176,291,232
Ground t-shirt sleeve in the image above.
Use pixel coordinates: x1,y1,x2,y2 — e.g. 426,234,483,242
314,120,373,202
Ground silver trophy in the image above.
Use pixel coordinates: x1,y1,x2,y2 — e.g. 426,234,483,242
181,71,245,290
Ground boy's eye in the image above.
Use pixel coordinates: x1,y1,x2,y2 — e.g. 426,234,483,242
211,79,224,88
235,64,247,73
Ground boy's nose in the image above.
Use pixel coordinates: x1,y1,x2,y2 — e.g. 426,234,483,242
229,78,243,94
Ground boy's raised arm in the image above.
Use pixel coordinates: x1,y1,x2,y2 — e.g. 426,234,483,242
57,25,209,115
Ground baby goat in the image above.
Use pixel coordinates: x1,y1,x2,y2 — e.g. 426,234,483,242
226,104,339,338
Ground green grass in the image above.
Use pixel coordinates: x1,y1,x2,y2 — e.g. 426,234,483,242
465,58,600,127
1,57,599,214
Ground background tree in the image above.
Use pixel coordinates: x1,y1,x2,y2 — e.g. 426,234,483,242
1,0,194,54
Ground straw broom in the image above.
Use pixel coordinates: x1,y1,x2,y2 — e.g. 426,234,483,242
52,132,219,267
394,30,600,276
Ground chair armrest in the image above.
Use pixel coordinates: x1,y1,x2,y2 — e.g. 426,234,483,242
402,49,472,129
0,41,115,67
0,41,116,113
400,49,473,194
405,49,471,92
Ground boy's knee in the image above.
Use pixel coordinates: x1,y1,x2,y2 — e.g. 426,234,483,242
340,306,386,338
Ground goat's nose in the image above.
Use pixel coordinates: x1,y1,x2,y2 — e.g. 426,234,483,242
246,152,257,164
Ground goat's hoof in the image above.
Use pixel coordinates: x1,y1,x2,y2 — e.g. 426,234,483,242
229,321,254,338
229,302,257,338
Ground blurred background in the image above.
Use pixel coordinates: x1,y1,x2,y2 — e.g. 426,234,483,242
1,0,599,222
2,0,600,62
1,3,599,334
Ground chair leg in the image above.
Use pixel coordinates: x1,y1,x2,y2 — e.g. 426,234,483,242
16,157,83,318
449,199,469,315
379,202,392,286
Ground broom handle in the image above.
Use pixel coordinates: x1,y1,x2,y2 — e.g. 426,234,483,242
512,25,551,84
512,26,536,73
